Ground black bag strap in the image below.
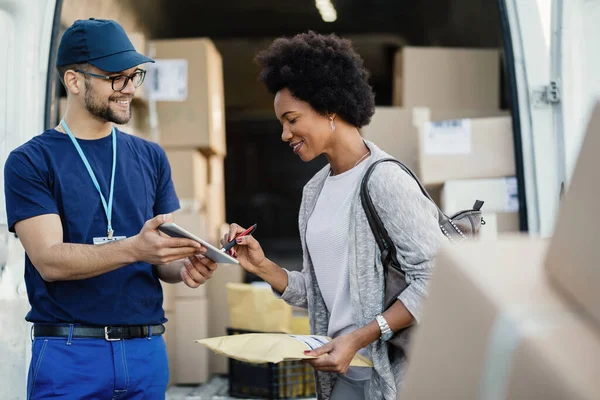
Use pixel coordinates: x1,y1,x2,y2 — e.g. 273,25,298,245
360,158,446,276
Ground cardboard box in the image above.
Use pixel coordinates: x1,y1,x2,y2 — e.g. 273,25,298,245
545,102,600,328
173,281,207,300
207,183,226,245
418,116,515,185
360,107,421,173
163,311,176,386
209,154,225,185
400,238,600,400
205,264,245,375
173,298,209,384
127,32,147,100
171,211,210,298
441,177,519,215
161,280,175,312
291,307,310,335
393,47,500,109
227,283,293,333
149,38,226,155
479,212,520,238
165,149,208,212
206,155,226,245
502,322,600,400
360,107,509,175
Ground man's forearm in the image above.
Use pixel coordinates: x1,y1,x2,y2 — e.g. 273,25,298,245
38,238,138,282
156,260,184,284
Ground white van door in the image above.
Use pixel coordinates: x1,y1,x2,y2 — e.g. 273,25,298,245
0,0,60,398
499,0,560,238
501,0,600,238
550,0,600,187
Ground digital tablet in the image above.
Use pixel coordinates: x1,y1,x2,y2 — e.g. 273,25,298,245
157,222,239,265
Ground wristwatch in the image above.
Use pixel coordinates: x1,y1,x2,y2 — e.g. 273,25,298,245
375,314,394,342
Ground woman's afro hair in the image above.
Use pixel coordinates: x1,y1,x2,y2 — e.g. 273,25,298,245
255,31,376,128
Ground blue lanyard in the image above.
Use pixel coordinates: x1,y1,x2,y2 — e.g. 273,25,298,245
61,120,117,238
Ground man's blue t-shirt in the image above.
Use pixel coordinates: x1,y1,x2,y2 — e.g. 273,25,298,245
4,128,180,326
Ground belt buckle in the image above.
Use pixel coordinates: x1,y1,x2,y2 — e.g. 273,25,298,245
104,327,121,341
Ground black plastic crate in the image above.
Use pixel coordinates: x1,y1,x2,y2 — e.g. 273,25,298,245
227,327,317,399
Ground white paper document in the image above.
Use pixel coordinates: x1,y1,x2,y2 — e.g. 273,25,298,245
423,119,472,155
288,335,330,350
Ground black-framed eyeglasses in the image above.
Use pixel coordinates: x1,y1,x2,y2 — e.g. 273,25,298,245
75,69,146,92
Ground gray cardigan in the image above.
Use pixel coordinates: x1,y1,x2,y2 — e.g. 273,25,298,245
278,140,446,399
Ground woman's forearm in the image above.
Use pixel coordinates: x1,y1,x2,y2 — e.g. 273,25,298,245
350,300,414,350
255,258,289,294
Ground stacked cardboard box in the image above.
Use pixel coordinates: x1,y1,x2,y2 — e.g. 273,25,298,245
148,38,226,155
161,212,210,384
545,102,600,333
361,107,515,230
360,107,510,176
362,46,516,235
164,149,209,213
393,47,500,109
204,263,245,375
398,103,600,399
148,38,239,379
148,37,228,243
441,177,520,237
417,115,515,185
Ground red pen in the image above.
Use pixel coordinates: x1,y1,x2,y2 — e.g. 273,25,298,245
221,223,258,252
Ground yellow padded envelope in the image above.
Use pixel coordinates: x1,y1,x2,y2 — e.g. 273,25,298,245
196,333,373,367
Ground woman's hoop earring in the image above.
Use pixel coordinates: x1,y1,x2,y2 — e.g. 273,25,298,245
330,116,336,132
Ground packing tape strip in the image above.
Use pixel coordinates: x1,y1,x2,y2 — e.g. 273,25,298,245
478,307,576,400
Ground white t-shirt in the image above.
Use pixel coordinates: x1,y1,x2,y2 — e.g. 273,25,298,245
306,160,372,381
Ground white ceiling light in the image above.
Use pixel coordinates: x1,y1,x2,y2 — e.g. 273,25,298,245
315,0,337,22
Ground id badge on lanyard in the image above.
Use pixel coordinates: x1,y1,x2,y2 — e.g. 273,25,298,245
62,120,128,245
93,236,127,245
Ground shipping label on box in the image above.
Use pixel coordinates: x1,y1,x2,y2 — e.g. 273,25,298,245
146,59,188,102
504,177,519,212
423,119,472,155
418,116,515,184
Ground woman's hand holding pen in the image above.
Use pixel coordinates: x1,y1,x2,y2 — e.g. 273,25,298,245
221,223,267,275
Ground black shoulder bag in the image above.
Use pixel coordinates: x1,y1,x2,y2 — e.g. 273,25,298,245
360,158,484,352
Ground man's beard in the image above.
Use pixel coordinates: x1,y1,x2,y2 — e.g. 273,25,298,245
84,81,131,125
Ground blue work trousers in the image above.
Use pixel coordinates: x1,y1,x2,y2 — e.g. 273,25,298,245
27,333,169,399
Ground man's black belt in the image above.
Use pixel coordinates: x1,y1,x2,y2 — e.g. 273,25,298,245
33,324,166,341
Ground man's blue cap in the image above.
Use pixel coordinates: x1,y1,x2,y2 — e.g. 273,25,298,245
57,18,154,73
